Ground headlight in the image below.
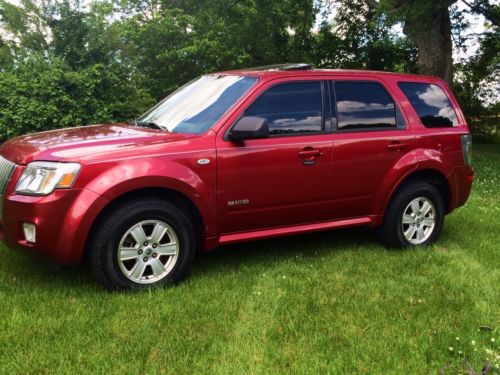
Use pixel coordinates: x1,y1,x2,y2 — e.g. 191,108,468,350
15,161,81,196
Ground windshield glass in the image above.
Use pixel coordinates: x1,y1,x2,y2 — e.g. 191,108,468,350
138,75,257,134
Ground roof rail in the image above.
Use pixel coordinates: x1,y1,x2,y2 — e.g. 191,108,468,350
244,63,313,71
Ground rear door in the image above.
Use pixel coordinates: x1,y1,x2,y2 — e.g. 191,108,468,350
216,79,334,234
328,79,417,219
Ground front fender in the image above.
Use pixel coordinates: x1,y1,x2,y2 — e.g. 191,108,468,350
79,157,216,240
62,189,109,264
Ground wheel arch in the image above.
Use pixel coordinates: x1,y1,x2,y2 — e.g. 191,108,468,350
82,187,206,263
383,169,452,218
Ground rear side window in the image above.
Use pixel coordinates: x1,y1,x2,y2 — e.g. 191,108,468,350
245,82,323,135
398,82,458,128
334,82,397,130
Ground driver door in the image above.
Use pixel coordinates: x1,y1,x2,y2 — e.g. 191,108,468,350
216,80,334,234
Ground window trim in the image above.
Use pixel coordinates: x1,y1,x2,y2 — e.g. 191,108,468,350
223,80,328,141
330,80,406,133
397,81,459,128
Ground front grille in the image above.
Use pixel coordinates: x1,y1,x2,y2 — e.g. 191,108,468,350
0,155,17,221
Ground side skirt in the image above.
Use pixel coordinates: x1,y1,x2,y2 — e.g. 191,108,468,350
218,217,372,245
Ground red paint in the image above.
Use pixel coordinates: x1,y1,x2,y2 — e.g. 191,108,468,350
0,69,474,264
219,217,372,245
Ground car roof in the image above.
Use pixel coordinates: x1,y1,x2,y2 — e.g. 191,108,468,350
211,64,442,83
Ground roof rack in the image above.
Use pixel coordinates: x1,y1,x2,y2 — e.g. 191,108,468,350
244,63,313,72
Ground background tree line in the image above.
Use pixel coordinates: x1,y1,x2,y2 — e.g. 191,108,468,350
0,0,498,141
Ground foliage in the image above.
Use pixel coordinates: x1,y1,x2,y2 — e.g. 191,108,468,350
454,29,499,115
119,0,323,98
0,0,153,140
0,55,152,139
0,0,498,139
453,9,499,140
313,0,417,72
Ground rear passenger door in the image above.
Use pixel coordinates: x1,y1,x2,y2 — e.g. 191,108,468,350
329,79,417,219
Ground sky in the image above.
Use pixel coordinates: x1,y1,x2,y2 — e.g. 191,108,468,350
453,1,488,59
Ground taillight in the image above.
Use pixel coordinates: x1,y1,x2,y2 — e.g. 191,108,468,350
461,134,472,166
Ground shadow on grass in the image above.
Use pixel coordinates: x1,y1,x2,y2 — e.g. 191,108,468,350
2,226,382,291
193,226,382,275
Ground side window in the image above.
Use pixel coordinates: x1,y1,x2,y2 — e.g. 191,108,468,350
398,82,458,128
334,82,397,130
244,82,323,135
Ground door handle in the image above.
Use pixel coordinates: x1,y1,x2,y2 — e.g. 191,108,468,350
298,149,322,157
386,142,407,151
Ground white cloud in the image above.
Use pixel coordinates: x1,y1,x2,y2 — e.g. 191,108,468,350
337,101,393,113
417,85,450,108
272,116,321,130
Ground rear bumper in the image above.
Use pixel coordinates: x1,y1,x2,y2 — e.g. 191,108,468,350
448,165,475,212
1,188,108,264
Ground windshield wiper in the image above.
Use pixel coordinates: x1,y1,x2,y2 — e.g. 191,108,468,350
133,119,164,130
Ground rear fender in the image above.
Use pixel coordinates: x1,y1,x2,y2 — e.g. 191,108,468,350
414,148,456,210
371,151,419,221
373,148,456,226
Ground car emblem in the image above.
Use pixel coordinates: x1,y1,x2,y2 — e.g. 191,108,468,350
227,199,250,207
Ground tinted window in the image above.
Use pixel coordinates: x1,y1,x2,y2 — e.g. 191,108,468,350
245,82,322,135
398,82,458,128
334,82,397,130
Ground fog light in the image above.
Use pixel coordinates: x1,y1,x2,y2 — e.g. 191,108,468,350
23,223,36,243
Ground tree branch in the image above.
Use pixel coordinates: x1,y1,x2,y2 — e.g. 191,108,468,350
461,0,499,27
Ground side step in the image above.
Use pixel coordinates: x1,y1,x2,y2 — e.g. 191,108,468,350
218,217,372,245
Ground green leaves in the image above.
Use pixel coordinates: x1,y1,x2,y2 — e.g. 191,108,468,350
3,0,493,141
0,56,153,141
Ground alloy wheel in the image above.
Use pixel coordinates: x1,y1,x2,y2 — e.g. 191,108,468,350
117,220,179,284
401,197,436,245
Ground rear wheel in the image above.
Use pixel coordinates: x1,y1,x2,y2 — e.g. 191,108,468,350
378,182,445,249
88,198,196,290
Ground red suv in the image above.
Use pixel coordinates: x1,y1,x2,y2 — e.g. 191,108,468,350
0,64,474,290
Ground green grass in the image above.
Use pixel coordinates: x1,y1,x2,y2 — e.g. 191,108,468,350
1,144,499,374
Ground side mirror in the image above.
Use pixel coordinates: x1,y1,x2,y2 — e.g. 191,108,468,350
228,116,269,141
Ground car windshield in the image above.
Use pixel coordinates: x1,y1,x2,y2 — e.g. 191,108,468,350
137,75,257,134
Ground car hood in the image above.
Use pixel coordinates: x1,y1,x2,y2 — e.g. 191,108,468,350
0,123,196,164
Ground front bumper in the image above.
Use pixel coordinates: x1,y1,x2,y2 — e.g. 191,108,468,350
1,188,108,264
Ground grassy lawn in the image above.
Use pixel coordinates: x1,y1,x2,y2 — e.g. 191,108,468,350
0,144,498,374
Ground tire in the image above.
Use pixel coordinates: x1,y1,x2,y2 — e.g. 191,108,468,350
88,197,196,290
378,181,445,249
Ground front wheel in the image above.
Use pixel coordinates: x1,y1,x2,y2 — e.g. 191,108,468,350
378,182,445,249
88,198,196,290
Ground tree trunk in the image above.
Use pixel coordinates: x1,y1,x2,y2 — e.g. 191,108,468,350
402,3,454,85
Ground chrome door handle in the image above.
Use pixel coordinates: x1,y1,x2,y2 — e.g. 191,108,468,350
298,149,322,157
387,142,407,151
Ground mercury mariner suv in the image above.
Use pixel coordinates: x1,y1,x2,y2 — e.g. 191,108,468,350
0,64,474,290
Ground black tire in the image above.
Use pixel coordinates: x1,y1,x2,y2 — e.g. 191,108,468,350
88,197,196,290
378,181,445,249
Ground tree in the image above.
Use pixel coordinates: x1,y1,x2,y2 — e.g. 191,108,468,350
0,0,153,140
118,0,321,99
313,0,417,72
365,0,456,84
365,0,499,85
0,55,153,140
